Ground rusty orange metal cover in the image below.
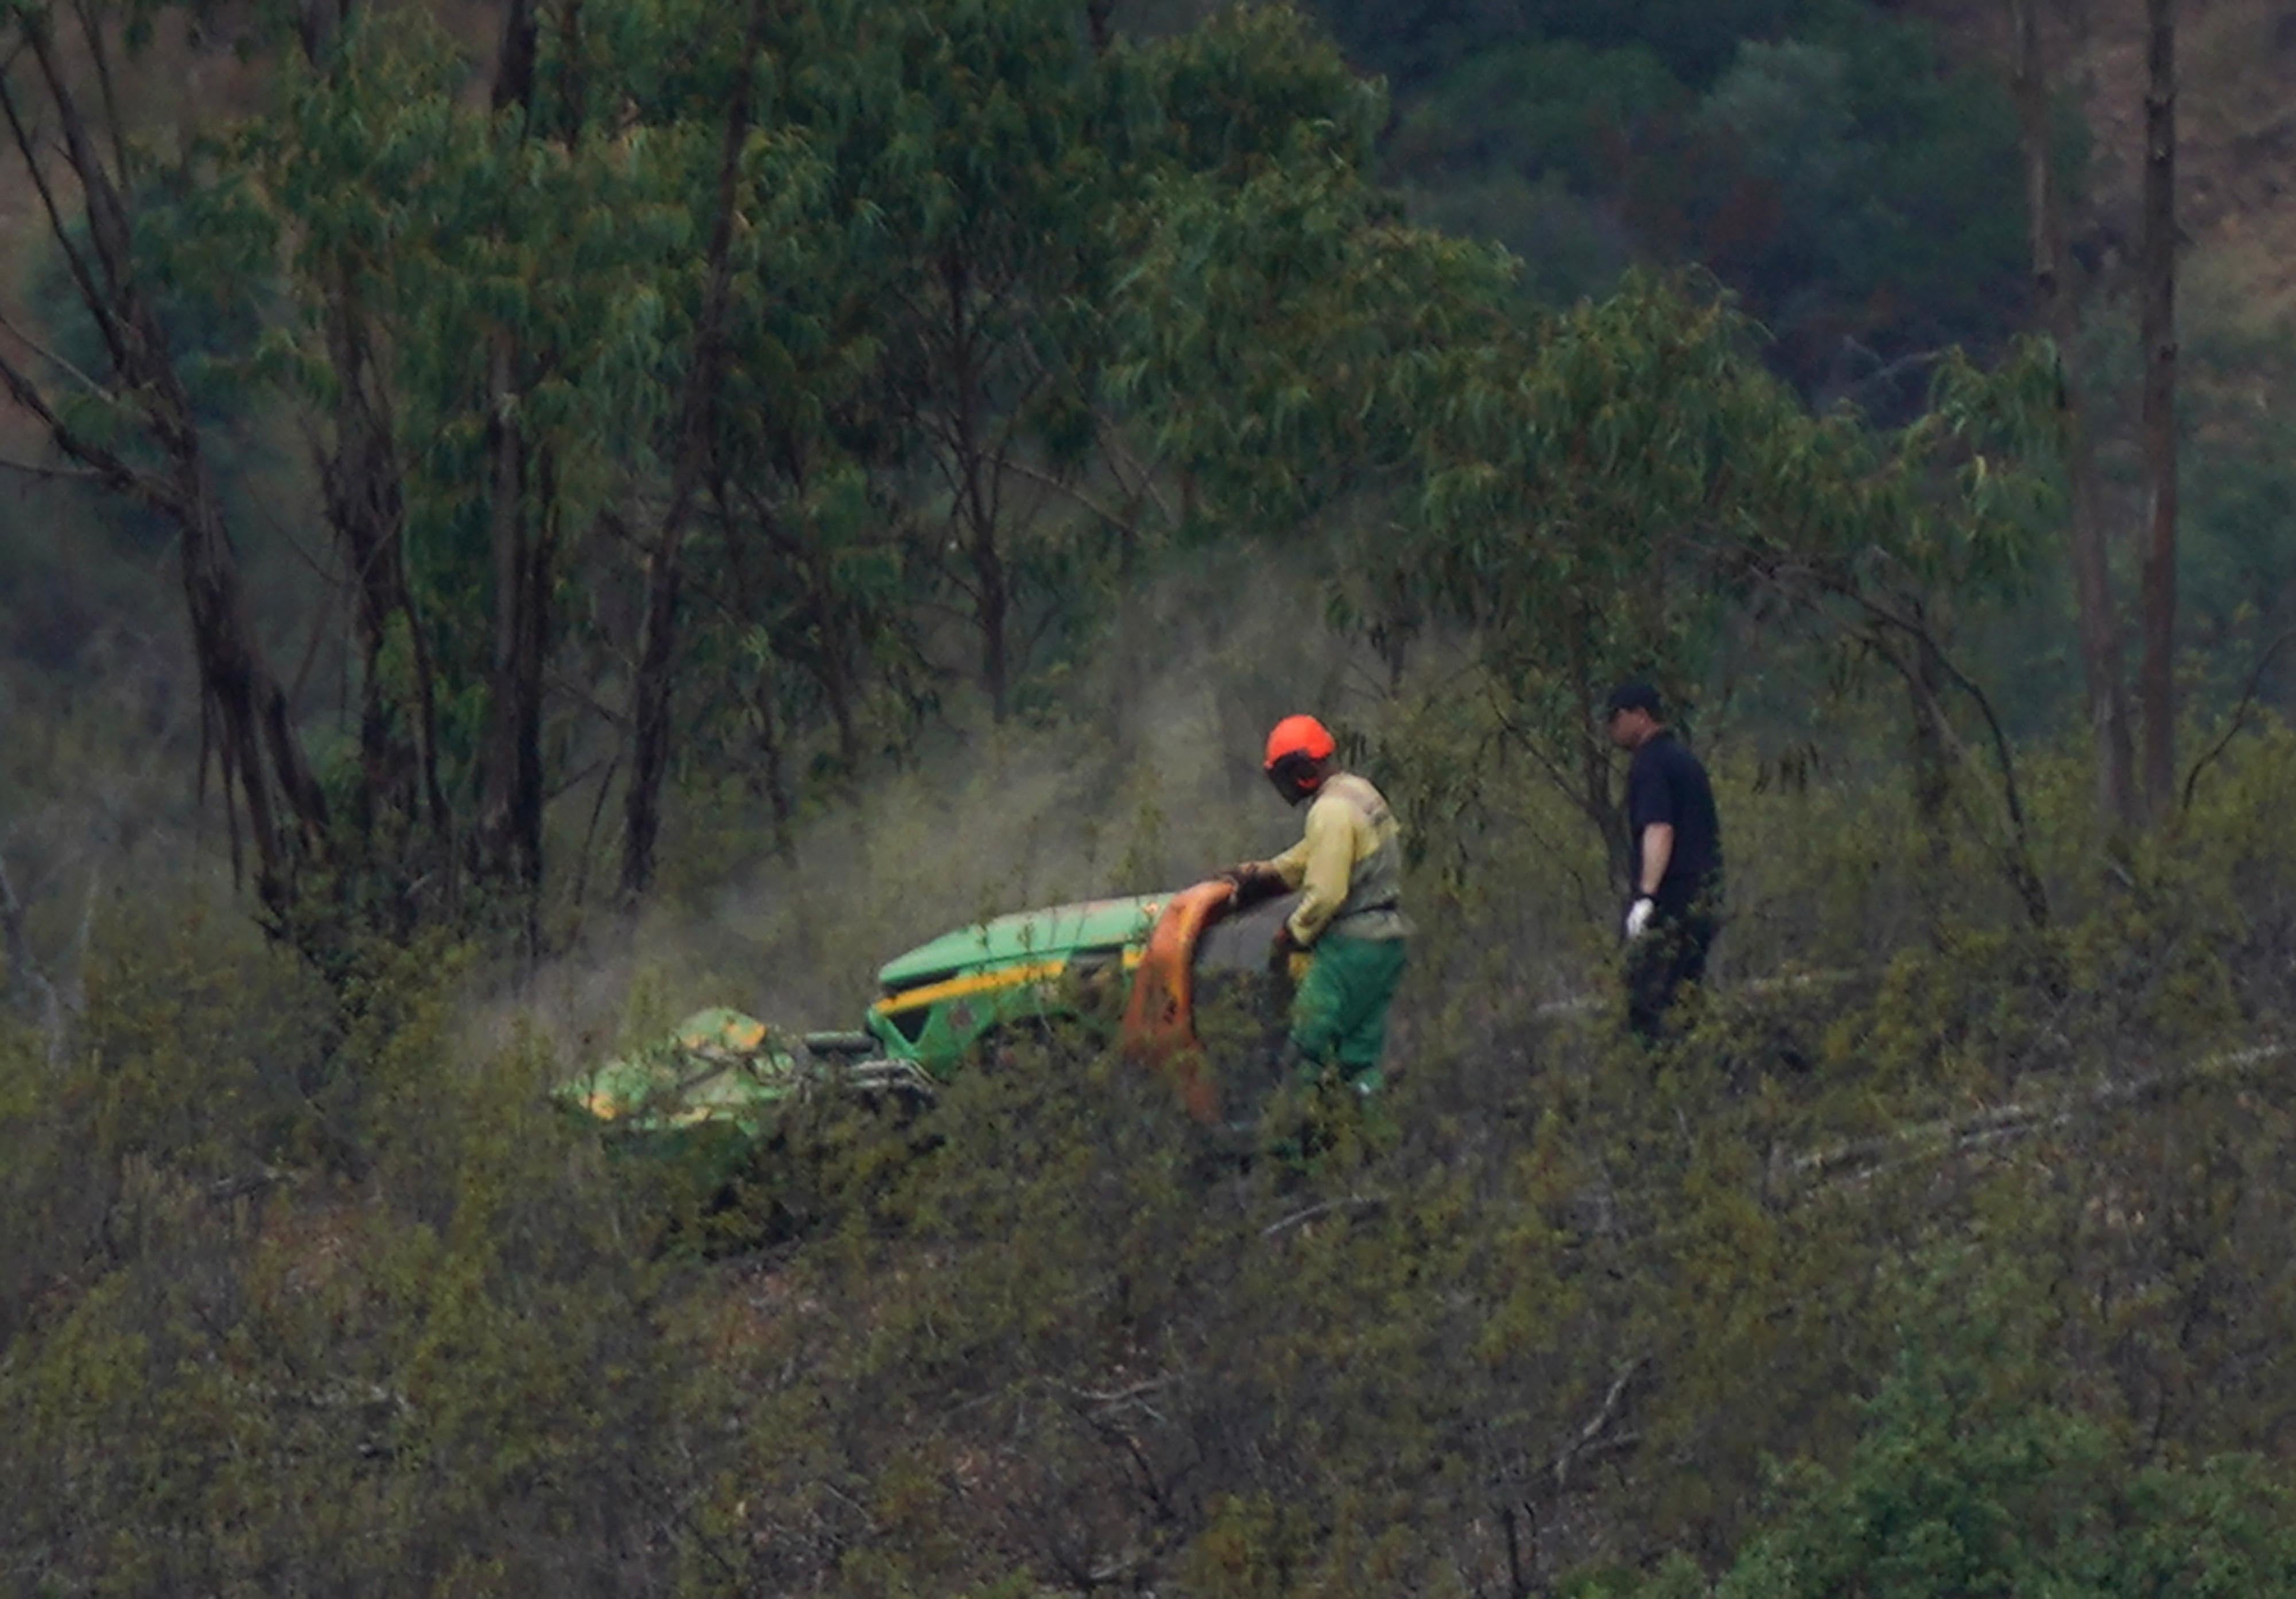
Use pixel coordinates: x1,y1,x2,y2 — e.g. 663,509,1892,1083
1122,879,1236,1123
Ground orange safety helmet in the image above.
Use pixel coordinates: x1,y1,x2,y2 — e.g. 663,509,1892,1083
1263,714,1337,797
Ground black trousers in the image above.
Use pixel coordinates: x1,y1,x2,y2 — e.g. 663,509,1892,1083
1626,909,1717,1042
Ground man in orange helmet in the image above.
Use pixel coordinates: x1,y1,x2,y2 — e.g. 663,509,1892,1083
1221,715,1411,1092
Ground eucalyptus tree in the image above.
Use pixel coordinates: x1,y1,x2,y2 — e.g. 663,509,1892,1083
0,0,1420,944
779,0,1127,721
2007,0,2138,837
228,0,875,921
618,0,785,905
0,0,331,921
245,1,769,933
2138,0,2179,822
0,0,2063,949
1120,130,2057,917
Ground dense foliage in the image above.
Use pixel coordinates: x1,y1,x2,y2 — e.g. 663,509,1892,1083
1312,0,2037,406
6,0,2296,1593
15,728,2296,1592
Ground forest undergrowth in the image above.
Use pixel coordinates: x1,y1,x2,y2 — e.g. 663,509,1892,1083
12,716,2296,1596
3,0,2296,1592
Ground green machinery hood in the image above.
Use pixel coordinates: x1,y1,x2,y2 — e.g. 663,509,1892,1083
876,893,1165,990
556,1007,801,1138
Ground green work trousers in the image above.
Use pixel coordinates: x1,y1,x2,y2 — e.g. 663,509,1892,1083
1290,933,1408,1080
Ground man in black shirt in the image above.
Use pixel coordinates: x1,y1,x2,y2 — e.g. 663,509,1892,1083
1606,681,1722,1041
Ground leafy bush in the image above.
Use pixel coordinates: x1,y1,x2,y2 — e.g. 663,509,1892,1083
19,734,2296,1592
1615,1255,2296,1597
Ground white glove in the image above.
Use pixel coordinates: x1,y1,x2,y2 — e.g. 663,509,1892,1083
1623,896,1657,940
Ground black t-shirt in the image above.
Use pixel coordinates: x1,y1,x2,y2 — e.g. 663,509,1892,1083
1626,732,1721,915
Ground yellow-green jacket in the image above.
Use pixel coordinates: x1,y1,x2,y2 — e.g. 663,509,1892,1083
1265,771,1409,945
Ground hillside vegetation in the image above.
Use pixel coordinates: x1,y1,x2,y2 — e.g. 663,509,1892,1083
5,1,2296,1594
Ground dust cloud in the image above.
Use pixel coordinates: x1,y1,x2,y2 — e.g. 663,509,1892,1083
529,550,1401,1054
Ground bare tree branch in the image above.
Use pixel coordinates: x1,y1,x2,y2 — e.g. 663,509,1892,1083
0,58,125,370
2181,630,2296,812
0,305,113,402
0,450,100,483
994,454,1142,541
0,341,164,504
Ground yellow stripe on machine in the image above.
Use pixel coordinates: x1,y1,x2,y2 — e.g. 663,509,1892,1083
871,948,1146,1020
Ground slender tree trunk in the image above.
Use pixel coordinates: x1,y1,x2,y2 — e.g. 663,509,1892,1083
620,0,771,905
796,533,863,774
492,0,538,115
1905,599,1954,938
294,9,447,899
478,334,549,898
557,0,587,146
0,13,328,914
297,0,350,60
715,478,804,856
780,469,865,773
320,276,445,852
750,671,796,861
962,430,1013,721
1560,602,1627,890
184,483,333,905
470,0,556,929
2139,0,2180,820
2010,0,2138,833
743,479,866,774
1845,594,2051,932
939,250,1015,722
816,581,864,774
971,486,1012,721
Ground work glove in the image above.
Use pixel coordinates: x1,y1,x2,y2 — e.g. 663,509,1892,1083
1221,861,1288,909
1268,920,1304,973
1623,895,1657,941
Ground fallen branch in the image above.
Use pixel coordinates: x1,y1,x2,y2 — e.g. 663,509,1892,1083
1059,1374,1175,1409
1261,1193,1385,1237
208,1165,289,1204
1783,1039,2294,1192
1552,1353,1648,1491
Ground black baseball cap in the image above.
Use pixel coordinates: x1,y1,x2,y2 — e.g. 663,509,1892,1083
1604,680,1663,718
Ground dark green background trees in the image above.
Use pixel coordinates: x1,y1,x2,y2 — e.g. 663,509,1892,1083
0,0,2252,946
1326,0,2034,405
6,0,2296,1593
